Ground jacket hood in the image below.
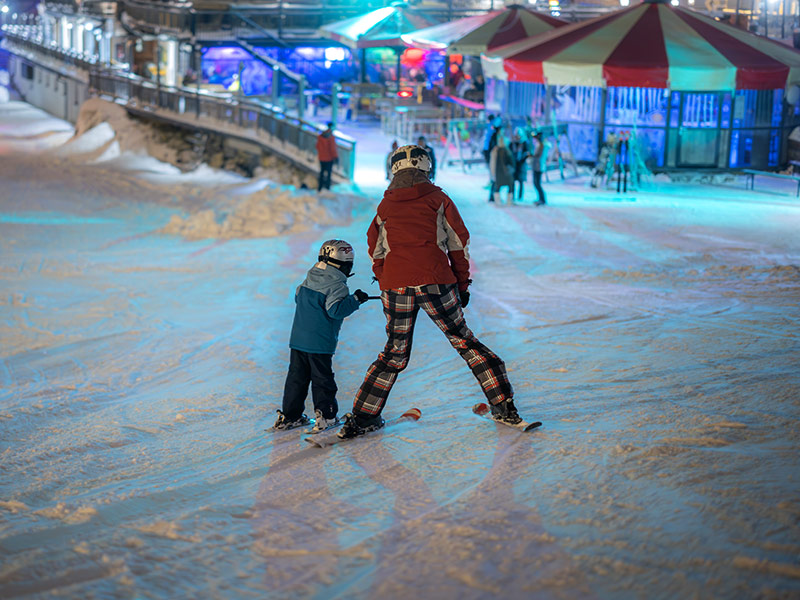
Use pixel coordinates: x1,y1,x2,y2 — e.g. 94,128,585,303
305,262,346,287
384,181,441,202
387,168,430,190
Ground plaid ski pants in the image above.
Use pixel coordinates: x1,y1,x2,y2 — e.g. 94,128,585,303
353,284,513,417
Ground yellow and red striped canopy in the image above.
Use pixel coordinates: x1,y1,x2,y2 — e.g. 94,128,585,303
401,5,566,56
482,0,800,91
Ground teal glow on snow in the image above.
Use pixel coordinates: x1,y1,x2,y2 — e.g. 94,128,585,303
1,100,799,600
0,212,119,225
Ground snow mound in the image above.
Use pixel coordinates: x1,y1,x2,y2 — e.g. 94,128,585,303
58,97,178,165
0,70,9,103
161,188,358,239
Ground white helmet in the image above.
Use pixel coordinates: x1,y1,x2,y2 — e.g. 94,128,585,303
318,239,354,274
390,144,432,175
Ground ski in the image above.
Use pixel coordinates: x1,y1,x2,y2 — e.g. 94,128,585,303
304,418,342,435
472,403,542,432
265,413,311,433
304,407,421,448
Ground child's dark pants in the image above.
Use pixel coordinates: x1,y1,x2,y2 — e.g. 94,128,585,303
282,349,338,420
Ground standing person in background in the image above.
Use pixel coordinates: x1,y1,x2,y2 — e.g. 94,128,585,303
489,133,515,204
509,129,530,201
482,115,501,165
316,122,339,192
338,144,527,440
417,136,436,182
386,140,399,181
531,131,547,206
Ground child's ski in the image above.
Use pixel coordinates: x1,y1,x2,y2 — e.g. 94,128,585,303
265,414,311,433
304,408,421,448
472,403,542,432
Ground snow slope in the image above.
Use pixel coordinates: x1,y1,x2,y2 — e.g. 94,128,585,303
1,100,799,599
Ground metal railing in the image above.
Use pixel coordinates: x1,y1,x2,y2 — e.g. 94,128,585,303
1,24,99,71
89,70,356,180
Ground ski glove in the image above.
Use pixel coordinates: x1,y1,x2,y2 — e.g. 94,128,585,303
354,289,369,304
459,290,470,308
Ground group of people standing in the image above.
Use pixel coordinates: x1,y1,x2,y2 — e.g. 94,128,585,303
483,116,546,206
316,117,546,208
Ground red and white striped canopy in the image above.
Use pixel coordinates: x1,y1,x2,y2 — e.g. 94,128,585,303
482,0,800,91
401,5,566,56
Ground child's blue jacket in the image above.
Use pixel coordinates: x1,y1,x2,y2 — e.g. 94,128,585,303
289,262,360,354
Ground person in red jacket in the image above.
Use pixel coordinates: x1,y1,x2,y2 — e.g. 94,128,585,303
338,145,523,439
315,122,339,191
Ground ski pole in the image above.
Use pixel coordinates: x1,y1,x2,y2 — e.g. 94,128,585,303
367,295,382,300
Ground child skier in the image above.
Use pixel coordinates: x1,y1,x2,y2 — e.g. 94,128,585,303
274,239,369,433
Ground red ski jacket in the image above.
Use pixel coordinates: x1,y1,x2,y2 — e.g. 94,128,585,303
316,132,338,162
367,181,471,291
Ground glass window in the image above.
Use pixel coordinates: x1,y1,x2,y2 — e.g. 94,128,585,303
605,87,668,127
681,93,719,128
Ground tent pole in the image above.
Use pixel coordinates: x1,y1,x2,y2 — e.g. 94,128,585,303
360,48,367,84
396,48,402,93
597,87,607,161
782,0,786,38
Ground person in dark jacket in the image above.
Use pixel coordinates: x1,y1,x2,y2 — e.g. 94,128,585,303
337,145,527,439
275,240,369,433
417,135,436,182
489,133,515,203
509,128,530,201
315,122,339,192
531,131,547,206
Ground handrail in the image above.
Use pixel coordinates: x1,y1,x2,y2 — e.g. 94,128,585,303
89,70,356,181
2,28,355,181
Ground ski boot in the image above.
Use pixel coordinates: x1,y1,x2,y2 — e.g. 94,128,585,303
307,410,340,435
273,410,310,431
490,398,523,425
337,412,385,439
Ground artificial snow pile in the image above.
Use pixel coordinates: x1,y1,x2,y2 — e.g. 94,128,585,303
59,98,318,188
16,97,359,239
160,187,360,239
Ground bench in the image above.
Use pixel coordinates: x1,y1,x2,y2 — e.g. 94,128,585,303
742,168,800,197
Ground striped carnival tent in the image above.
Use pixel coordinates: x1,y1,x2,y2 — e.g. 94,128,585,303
481,0,800,170
401,4,567,56
319,4,438,50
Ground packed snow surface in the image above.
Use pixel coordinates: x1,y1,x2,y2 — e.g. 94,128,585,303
1,100,799,599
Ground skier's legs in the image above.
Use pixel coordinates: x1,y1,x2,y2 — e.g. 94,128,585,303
418,285,513,405
533,171,546,204
318,161,333,191
352,289,420,417
282,349,311,420
308,353,338,419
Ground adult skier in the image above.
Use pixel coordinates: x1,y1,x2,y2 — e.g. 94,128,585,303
315,122,338,191
338,144,525,439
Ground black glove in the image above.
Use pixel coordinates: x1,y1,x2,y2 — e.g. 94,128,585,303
354,289,369,304
459,290,470,308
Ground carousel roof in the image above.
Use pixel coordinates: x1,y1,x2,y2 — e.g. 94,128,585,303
318,4,439,50
400,4,566,56
482,0,800,91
